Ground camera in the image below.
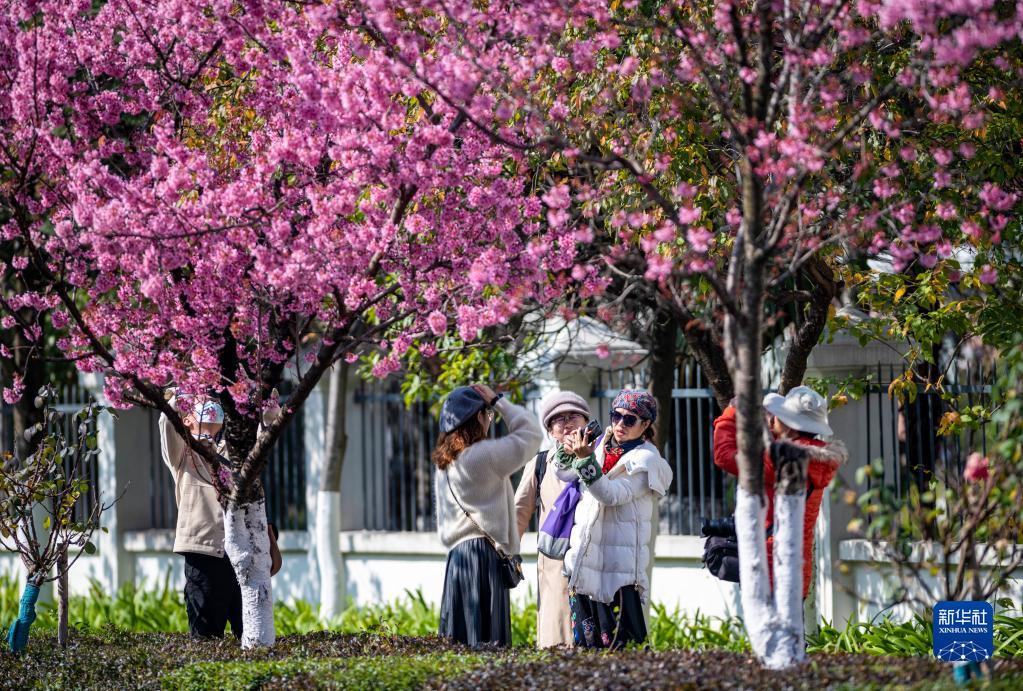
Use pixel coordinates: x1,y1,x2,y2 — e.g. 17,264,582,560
582,419,602,444
700,516,737,539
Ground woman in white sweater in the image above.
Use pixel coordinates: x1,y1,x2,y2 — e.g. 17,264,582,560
433,384,543,647
559,389,672,649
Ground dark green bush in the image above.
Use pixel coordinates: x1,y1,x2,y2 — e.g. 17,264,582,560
161,652,486,691
0,630,470,690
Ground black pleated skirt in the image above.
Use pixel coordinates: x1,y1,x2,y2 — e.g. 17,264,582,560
569,585,647,649
439,537,511,648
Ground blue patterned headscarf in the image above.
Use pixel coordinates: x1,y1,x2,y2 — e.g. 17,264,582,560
610,389,657,422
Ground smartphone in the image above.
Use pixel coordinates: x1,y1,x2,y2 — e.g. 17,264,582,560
582,419,602,445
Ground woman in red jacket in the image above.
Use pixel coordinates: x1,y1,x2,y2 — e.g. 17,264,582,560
712,386,847,599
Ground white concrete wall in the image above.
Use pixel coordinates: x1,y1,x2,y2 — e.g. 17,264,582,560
339,531,741,616
1,530,739,618
8,530,1022,627
840,539,1023,623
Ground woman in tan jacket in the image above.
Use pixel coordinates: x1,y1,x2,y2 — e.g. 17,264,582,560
159,393,282,639
514,391,592,648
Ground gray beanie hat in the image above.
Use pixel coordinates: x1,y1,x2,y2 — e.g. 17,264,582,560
540,391,591,430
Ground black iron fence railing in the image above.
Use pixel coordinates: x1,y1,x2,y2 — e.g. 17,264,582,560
862,362,993,503
146,386,307,532
3,356,994,537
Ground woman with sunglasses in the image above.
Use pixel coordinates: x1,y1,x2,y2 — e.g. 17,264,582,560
433,384,543,647
557,389,673,649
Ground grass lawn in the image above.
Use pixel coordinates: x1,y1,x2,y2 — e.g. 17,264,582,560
3,631,1023,690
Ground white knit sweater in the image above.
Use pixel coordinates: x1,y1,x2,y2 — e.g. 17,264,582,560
435,398,543,555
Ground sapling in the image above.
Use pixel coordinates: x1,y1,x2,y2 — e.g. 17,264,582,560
0,386,113,651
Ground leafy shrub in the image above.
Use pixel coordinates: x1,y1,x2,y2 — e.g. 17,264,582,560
5,572,1023,659
808,603,1023,659
646,603,750,652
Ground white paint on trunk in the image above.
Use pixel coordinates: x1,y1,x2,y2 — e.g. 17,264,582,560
223,498,275,648
735,487,805,670
316,490,343,621
773,492,807,666
735,487,774,653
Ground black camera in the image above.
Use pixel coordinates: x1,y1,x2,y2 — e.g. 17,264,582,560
582,419,602,444
700,516,737,539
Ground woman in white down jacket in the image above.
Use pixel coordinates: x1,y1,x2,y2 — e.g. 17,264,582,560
557,389,672,649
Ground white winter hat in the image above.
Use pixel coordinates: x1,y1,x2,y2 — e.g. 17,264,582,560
762,386,832,437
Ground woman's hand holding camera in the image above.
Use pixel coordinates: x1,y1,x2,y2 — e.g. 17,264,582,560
563,427,593,459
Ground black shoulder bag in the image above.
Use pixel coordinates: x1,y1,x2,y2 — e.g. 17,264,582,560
445,471,524,589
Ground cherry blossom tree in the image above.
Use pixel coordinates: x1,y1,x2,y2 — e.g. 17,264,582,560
4,0,1019,664
344,0,1022,668
0,1,582,647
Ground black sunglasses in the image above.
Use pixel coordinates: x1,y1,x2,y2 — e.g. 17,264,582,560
610,411,644,428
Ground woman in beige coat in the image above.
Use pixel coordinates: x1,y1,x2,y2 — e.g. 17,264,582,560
514,391,592,648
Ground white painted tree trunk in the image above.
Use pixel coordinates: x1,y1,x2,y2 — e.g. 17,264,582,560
735,486,807,669
317,362,348,623
223,498,275,648
735,488,776,661
316,490,343,621
772,492,807,664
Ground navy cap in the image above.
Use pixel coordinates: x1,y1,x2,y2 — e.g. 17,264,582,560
440,387,487,433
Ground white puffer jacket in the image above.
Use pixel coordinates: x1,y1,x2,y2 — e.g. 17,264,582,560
564,438,673,604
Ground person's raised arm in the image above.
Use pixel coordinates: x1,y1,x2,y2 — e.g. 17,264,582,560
159,394,190,470
460,397,543,477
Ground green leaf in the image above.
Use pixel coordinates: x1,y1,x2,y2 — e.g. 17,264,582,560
83,541,97,555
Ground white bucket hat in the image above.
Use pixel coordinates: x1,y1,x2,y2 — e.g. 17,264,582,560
762,386,832,437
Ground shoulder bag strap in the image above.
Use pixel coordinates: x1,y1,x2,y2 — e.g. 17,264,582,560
445,470,508,558
534,449,548,486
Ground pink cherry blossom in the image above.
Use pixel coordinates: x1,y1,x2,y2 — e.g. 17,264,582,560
963,452,989,482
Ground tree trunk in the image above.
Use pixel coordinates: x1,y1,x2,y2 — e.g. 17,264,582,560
57,550,69,648
670,301,734,408
771,443,808,665
778,257,839,395
732,303,787,667
727,195,806,668
648,309,677,455
8,328,45,460
223,498,275,648
317,362,349,622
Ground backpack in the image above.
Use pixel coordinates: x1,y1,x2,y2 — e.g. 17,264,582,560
532,450,548,515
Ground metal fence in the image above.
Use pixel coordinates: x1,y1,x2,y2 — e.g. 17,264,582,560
3,356,995,538
0,380,100,525
661,363,728,535
862,362,994,501
349,358,997,537
352,379,521,533
350,363,727,536
147,394,308,532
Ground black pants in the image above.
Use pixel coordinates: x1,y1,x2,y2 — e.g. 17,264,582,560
183,553,243,639
570,585,647,649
